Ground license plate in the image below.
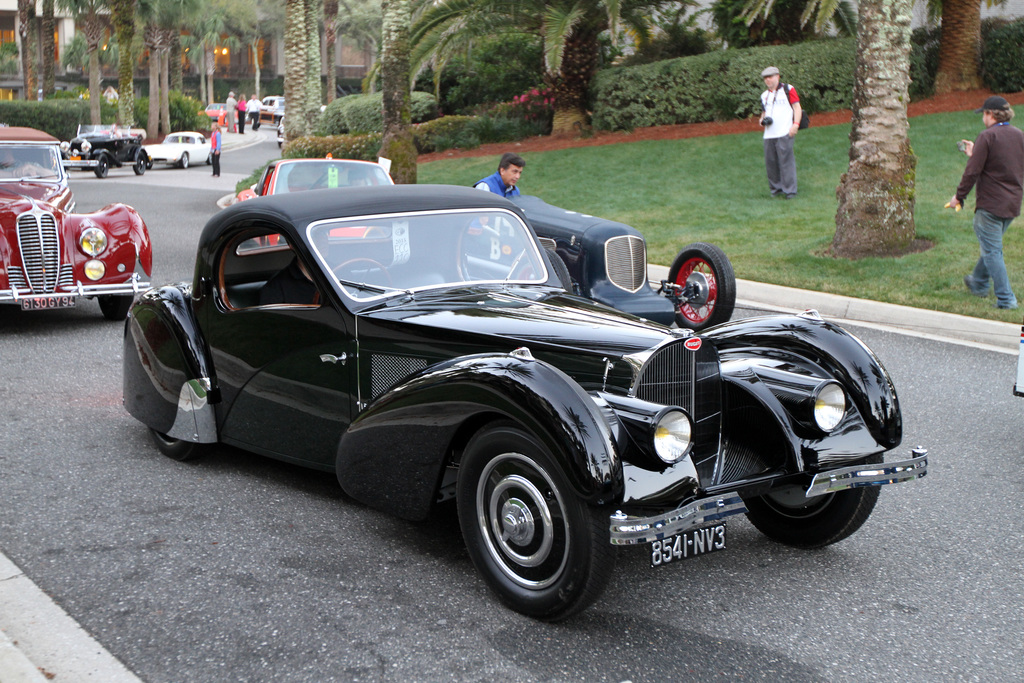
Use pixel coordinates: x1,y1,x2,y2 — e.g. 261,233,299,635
20,295,76,311
70,155,81,161
650,523,726,567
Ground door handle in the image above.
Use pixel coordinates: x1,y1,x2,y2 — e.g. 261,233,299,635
319,353,348,365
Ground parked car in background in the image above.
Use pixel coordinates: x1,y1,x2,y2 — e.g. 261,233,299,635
205,103,229,127
143,131,212,169
235,158,393,202
123,184,927,620
0,152,152,319
61,124,148,178
259,96,285,126
517,195,736,331
0,126,75,212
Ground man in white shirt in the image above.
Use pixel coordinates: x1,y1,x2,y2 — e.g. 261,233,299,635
246,95,262,131
758,66,802,199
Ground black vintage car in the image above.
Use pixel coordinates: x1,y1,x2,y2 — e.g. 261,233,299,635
514,195,736,330
122,185,927,620
61,124,149,178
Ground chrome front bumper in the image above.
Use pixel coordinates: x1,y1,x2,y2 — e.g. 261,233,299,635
609,448,928,546
63,158,100,169
0,276,150,303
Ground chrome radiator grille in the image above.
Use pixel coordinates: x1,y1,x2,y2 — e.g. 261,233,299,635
634,339,722,481
604,235,647,292
17,212,62,294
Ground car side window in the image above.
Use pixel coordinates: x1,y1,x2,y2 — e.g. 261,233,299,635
218,230,320,310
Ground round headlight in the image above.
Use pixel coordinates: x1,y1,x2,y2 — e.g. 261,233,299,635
84,259,105,281
60,141,70,153
80,227,108,256
80,140,92,153
653,410,693,464
813,382,846,432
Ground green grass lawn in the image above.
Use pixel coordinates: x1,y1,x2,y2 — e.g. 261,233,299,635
418,110,1024,323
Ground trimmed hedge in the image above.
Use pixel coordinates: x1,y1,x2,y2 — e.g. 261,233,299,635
412,115,475,153
981,18,1024,93
592,38,856,131
283,132,383,161
0,99,90,140
315,91,438,136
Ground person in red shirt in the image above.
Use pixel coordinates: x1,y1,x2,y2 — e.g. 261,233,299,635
951,96,1024,310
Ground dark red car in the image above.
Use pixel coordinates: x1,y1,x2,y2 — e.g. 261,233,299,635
0,127,153,320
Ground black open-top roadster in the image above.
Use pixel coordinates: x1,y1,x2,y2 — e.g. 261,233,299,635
122,185,926,620
62,125,149,178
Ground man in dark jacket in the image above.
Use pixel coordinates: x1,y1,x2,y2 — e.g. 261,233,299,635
951,95,1024,310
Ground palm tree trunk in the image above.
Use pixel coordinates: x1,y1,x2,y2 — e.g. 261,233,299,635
285,0,308,139
41,0,54,96
379,0,416,184
147,30,160,139
304,0,323,132
933,0,982,93
88,47,101,124
324,0,338,103
548,23,600,135
18,0,36,100
170,38,183,93
833,0,917,258
110,0,136,126
206,46,215,105
251,42,261,100
160,50,171,136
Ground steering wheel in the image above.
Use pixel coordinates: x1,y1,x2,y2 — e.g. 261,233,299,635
332,258,392,287
456,223,503,280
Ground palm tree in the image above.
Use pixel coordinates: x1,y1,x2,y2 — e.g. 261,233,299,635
324,0,338,102
42,0,56,96
284,0,308,138
832,0,917,258
57,0,108,123
411,0,656,134
17,0,36,99
303,0,323,132
380,0,416,183
109,0,137,125
140,0,201,138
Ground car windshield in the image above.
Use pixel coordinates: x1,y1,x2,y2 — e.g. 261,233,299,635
272,161,392,193
0,144,62,180
307,208,549,300
77,124,131,137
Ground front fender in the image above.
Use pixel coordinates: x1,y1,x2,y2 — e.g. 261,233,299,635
336,352,623,521
704,313,902,449
122,284,217,440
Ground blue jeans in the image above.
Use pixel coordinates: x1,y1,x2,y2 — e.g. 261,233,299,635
969,208,1017,308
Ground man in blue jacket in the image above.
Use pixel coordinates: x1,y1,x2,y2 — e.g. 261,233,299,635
474,153,525,198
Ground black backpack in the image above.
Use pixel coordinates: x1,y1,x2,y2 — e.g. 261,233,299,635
782,83,810,130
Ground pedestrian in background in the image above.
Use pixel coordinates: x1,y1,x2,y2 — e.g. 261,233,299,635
474,152,525,198
247,95,262,131
210,123,221,177
950,95,1024,310
237,94,247,134
225,92,238,133
758,66,802,199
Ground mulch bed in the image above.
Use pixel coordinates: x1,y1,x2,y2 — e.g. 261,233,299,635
418,89,1024,163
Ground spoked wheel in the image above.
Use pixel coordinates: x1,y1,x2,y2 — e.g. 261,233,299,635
667,242,736,330
133,153,147,175
744,454,882,549
457,421,614,621
179,152,190,169
148,428,206,462
98,294,133,321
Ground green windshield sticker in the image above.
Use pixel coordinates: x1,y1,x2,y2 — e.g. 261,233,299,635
328,167,338,188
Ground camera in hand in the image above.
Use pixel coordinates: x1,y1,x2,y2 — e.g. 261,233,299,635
760,117,773,127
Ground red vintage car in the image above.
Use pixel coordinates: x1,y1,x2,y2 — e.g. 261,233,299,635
235,158,393,202
0,126,152,320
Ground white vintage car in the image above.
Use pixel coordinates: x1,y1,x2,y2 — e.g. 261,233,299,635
143,131,212,169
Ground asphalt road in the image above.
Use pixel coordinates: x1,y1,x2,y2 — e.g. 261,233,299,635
1,141,1022,682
